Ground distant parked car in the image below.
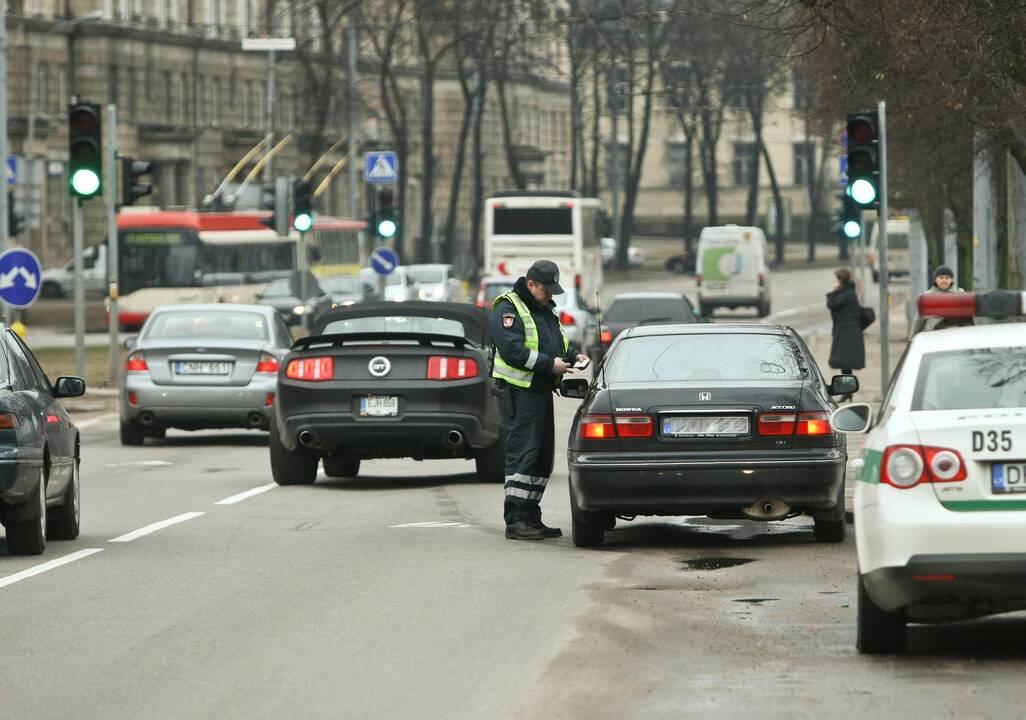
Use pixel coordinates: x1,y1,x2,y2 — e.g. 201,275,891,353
256,273,333,326
321,274,377,306
408,263,461,302
382,266,419,302
40,244,107,298
475,275,517,309
599,292,699,355
664,250,696,274
120,304,294,444
600,237,645,268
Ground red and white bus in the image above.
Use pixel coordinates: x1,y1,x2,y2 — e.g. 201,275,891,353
117,209,366,329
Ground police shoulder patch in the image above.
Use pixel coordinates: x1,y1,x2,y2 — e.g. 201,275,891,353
502,313,516,329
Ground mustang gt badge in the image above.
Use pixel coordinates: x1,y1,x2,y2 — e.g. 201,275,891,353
368,356,391,378
502,313,516,329
698,392,712,401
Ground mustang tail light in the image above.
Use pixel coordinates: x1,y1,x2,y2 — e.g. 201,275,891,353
600,329,613,345
795,412,831,436
559,311,576,326
0,413,20,429
881,444,967,488
125,351,148,373
757,413,796,436
579,414,652,439
427,356,479,380
285,356,334,381
256,352,280,374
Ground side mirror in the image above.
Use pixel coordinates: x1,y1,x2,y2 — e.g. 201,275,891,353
123,335,138,350
830,403,872,433
560,378,589,399
53,376,86,399
829,374,860,396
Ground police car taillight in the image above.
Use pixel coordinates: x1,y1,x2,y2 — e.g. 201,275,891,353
917,290,1026,319
881,444,967,488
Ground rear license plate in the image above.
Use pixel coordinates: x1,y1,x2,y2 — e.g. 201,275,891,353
991,463,1026,493
662,415,748,438
360,395,399,417
173,361,232,375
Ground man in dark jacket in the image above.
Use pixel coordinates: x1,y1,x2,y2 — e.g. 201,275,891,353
826,267,864,401
491,260,588,540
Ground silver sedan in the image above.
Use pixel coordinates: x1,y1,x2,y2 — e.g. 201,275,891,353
119,304,294,445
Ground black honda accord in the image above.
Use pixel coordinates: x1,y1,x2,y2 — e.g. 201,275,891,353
561,323,857,547
269,301,503,485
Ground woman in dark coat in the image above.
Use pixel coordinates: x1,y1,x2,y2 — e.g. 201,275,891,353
826,267,864,393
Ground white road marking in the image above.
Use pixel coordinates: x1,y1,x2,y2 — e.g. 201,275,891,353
768,302,823,320
109,512,205,543
105,460,174,468
390,521,472,528
75,412,117,429
0,548,104,590
215,483,276,505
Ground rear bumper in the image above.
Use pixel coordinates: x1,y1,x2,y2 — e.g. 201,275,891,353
863,554,1026,618
280,410,500,458
122,376,276,429
569,449,845,515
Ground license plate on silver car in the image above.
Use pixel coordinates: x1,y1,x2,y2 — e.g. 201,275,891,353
360,395,399,417
173,361,232,375
662,415,749,438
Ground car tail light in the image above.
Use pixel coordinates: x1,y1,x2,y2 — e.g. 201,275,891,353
0,413,20,429
564,200,575,209
256,352,279,374
881,444,967,488
574,273,582,289
427,356,479,380
125,351,148,373
285,356,334,381
127,391,138,406
795,411,831,436
580,415,615,439
696,273,702,286
600,329,613,344
614,415,653,438
757,413,796,436
559,311,576,326
758,273,766,287
264,393,275,407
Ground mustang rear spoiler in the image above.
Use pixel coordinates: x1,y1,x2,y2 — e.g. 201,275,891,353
292,331,474,350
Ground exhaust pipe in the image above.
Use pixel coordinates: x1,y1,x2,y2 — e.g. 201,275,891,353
297,430,316,448
138,411,155,426
445,430,465,448
741,497,791,521
247,412,265,428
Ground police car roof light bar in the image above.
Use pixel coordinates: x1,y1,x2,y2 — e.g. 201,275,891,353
917,290,1026,319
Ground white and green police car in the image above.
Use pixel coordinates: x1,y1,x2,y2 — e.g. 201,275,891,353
832,290,1026,654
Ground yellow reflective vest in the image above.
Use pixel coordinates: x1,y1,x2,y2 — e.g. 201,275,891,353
491,291,569,388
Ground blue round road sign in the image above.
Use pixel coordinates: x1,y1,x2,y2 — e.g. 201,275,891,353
369,247,400,276
0,248,43,309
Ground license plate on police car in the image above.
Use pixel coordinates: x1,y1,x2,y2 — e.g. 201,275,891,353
991,463,1026,493
173,361,232,375
662,415,749,438
360,395,399,417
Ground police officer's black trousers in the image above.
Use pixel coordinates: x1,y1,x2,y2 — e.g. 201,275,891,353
500,387,554,525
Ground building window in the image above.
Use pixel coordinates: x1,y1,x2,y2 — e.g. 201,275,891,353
163,71,173,118
56,65,66,115
212,77,221,126
605,141,628,187
35,63,49,114
197,76,205,125
254,86,263,127
243,80,252,125
793,71,807,111
793,142,815,186
667,142,689,189
127,67,137,118
145,65,153,103
181,73,191,124
732,142,758,187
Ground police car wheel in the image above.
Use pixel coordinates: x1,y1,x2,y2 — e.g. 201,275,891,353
474,441,505,483
570,491,608,547
268,415,318,486
856,574,906,654
119,420,145,446
322,456,360,478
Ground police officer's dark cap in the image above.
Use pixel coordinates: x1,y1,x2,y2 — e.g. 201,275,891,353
526,260,565,295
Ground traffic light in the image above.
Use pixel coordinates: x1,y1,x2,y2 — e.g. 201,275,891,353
293,179,313,233
120,157,153,206
375,186,397,239
846,111,880,209
68,101,103,198
259,179,289,236
7,191,24,237
841,193,862,239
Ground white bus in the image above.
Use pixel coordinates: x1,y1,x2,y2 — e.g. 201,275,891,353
483,191,603,300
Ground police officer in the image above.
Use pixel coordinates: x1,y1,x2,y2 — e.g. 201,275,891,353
491,260,588,541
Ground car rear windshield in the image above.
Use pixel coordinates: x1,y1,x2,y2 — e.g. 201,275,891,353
605,333,807,382
886,232,908,250
493,207,572,235
912,347,1026,411
322,315,466,338
146,311,269,340
407,267,446,284
605,298,692,323
322,276,364,293
484,282,515,305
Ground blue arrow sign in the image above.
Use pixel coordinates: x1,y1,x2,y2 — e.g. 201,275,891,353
6,157,16,186
364,151,398,184
369,247,400,276
0,248,42,309
839,156,848,185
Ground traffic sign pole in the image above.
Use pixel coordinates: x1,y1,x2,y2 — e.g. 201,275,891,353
73,198,85,378
107,104,119,385
878,99,889,395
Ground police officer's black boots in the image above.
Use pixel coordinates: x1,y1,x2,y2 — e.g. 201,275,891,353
504,499,547,540
527,505,562,538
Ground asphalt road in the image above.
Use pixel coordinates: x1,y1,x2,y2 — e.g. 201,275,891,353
2,266,1021,720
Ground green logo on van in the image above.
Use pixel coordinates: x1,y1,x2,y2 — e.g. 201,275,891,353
701,247,735,282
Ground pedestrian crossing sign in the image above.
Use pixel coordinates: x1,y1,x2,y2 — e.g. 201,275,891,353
364,151,399,184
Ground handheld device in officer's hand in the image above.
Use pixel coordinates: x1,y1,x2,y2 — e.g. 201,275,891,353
573,357,590,371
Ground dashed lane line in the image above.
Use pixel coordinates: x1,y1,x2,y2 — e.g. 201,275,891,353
0,548,105,590
215,483,277,505
390,521,472,528
109,512,205,543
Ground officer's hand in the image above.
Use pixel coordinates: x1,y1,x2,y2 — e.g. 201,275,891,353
553,357,572,375
576,353,590,365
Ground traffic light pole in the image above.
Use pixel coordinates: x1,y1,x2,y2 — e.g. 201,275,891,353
106,104,119,384
878,100,889,394
72,197,85,378
0,0,9,246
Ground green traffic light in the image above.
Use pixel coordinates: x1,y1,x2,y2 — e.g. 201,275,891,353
849,178,877,206
842,220,861,239
293,212,313,232
377,219,397,239
70,168,101,197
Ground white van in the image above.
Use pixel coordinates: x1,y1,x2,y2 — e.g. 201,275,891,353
483,191,603,302
40,244,107,298
696,225,771,317
867,216,909,282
